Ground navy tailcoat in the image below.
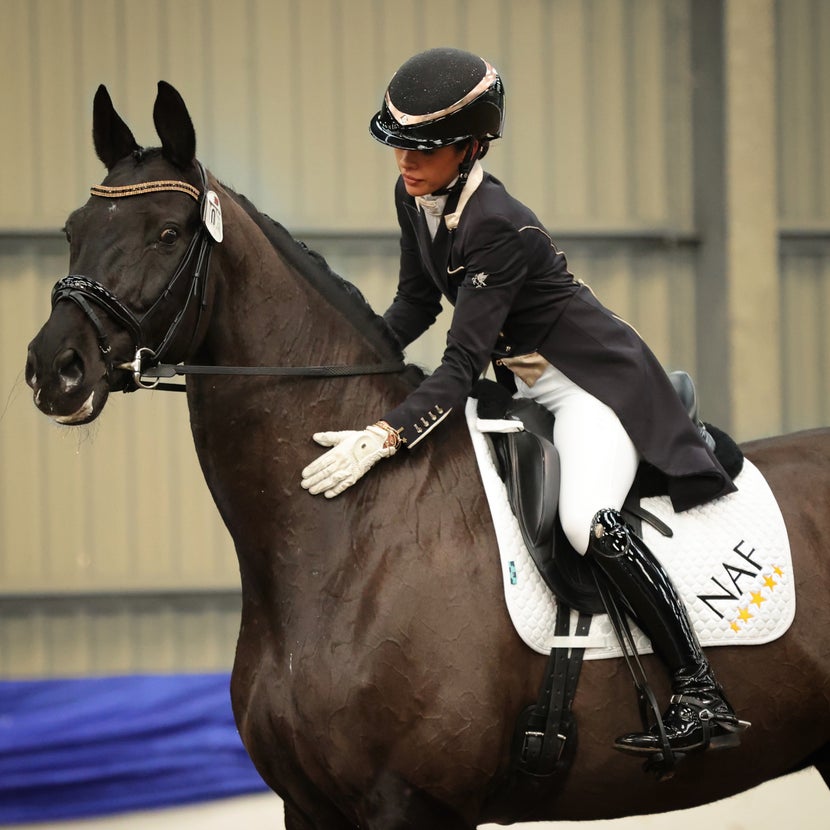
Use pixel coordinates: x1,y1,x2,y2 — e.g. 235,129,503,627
381,166,736,512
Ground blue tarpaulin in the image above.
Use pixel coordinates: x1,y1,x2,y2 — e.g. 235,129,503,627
0,674,269,824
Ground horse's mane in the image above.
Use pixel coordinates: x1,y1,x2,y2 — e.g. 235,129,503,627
225,187,409,366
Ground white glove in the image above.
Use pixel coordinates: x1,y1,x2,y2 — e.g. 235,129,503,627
301,421,401,498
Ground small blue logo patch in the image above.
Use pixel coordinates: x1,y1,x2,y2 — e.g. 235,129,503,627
508,561,517,585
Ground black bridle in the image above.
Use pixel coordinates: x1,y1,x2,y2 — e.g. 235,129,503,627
51,162,404,392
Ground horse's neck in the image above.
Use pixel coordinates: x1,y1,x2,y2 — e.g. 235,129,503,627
201,225,370,369
186,199,399,587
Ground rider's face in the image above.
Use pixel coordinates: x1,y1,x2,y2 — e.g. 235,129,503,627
393,144,468,197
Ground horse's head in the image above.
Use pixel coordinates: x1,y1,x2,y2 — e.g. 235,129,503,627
25,81,216,424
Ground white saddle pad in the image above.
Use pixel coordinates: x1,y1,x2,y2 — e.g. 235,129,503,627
466,399,795,660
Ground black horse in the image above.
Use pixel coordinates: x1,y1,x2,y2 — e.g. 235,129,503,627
25,82,830,828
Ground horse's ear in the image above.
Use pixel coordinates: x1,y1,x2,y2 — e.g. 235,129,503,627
92,84,140,171
153,81,196,170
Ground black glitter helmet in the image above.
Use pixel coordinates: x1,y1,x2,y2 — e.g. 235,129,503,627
370,47,505,150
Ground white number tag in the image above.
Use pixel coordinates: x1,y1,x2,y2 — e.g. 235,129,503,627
202,190,223,242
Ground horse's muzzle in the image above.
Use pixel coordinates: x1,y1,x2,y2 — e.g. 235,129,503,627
25,338,110,424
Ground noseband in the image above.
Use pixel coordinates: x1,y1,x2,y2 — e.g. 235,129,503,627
52,163,403,392
51,164,216,391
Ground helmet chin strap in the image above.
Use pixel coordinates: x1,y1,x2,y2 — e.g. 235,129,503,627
434,140,480,196
457,140,480,182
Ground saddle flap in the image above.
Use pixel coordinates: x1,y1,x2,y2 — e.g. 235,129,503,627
498,429,560,549
474,381,614,616
484,392,560,551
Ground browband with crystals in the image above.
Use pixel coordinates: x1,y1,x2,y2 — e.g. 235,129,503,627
90,180,201,201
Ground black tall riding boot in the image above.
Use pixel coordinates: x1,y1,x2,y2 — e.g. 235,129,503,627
588,508,750,756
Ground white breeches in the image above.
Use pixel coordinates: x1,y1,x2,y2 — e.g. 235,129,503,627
514,364,640,555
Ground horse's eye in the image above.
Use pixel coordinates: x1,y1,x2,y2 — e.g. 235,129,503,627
159,228,178,245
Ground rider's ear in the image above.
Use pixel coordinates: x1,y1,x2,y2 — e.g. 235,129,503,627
153,81,196,170
92,85,140,171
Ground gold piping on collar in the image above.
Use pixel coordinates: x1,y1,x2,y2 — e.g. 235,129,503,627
444,161,484,231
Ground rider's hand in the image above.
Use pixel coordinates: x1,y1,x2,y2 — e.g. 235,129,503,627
301,421,401,498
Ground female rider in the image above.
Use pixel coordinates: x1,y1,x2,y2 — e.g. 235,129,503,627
301,47,749,761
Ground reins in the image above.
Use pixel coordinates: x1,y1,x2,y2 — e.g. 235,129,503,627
52,163,405,393
134,360,408,393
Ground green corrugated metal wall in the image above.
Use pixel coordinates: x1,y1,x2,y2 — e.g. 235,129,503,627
0,0,827,677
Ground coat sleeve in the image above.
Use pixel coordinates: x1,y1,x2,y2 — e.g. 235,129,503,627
382,182,444,349
382,214,529,447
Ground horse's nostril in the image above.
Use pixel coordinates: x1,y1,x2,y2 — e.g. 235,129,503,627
54,348,85,390
25,350,38,389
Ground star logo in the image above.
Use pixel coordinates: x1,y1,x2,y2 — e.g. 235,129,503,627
750,590,766,608
727,563,786,635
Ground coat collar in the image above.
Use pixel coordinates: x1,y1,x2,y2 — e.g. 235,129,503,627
401,163,485,294
444,161,484,231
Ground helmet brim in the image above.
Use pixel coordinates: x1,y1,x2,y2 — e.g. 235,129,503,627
369,111,471,150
